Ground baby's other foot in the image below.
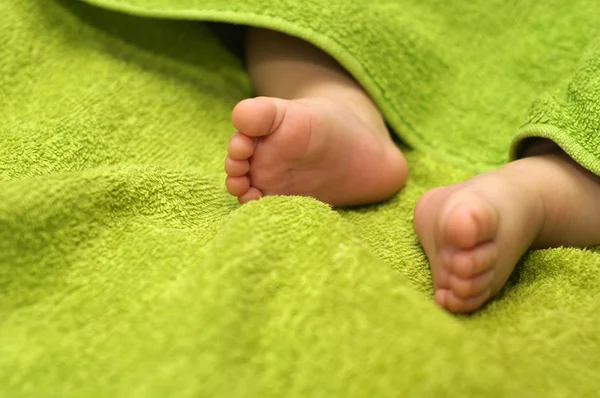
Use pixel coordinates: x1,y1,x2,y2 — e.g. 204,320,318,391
225,96,408,206
414,148,600,313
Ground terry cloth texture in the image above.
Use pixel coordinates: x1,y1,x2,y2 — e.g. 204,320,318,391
1,0,600,396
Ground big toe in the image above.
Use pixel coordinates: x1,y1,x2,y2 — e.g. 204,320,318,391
232,97,285,137
438,193,500,250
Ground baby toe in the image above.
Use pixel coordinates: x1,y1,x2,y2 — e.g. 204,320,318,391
228,132,256,160
226,175,251,197
225,156,250,177
232,97,282,137
444,288,491,314
440,198,499,249
448,269,495,298
238,187,264,204
447,242,497,279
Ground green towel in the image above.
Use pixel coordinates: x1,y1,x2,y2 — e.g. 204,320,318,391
2,0,600,396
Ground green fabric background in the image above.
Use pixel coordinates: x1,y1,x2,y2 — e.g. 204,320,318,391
1,0,599,396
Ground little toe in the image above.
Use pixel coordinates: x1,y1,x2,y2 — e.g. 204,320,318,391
446,242,497,278
238,187,264,204
232,97,285,137
434,288,450,309
226,175,250,197
444,288,491,314
448,269,495,298
440,197,499,249
225,156,250,177
228,132,256,160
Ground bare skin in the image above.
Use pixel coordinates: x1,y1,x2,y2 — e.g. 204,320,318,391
224,28,408,207
224,29,600,313
414,142,600,313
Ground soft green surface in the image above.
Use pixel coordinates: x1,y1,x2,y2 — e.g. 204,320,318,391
1,0,600,396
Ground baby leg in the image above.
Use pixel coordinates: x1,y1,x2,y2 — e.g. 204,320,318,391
225,28,408,206
414,140,600,313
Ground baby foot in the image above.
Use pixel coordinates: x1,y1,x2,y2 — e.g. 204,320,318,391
414,150,600,313
224,96,408,206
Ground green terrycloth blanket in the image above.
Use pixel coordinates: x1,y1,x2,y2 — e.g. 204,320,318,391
2,0,600,396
